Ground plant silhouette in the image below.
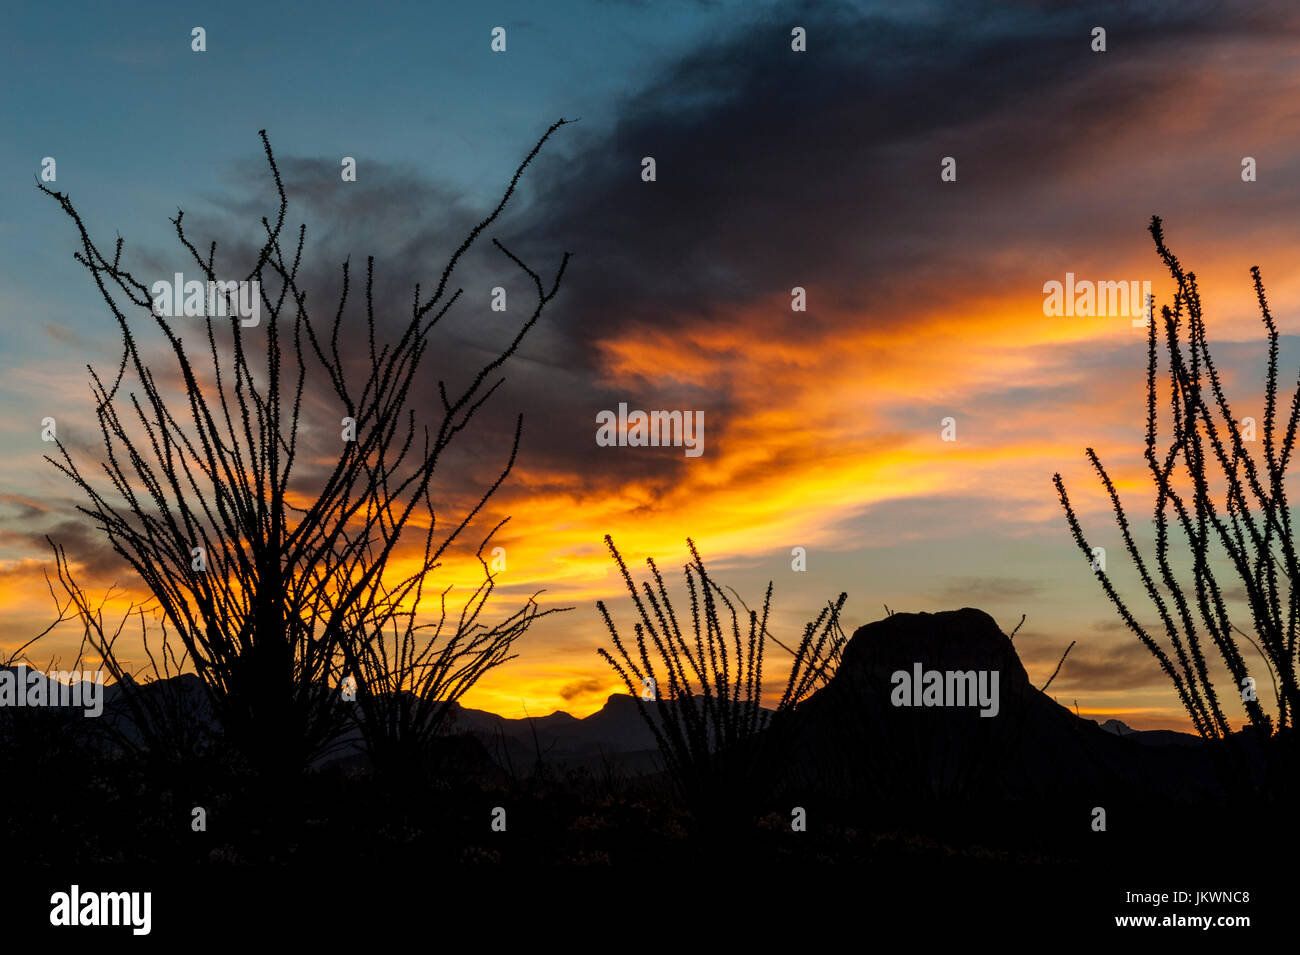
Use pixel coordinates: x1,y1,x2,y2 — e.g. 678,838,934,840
36,122,573,780
597,534,846,821
1055,217,1300,795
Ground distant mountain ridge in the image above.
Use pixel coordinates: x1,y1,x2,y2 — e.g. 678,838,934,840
0,664,670,769
1097,716,1205,747
3,618,1224,788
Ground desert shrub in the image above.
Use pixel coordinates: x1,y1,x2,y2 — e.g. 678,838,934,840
597,535,846,819
1055,216,1299,795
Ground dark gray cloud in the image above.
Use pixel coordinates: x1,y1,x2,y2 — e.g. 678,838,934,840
559,677,605,701
521,0,1296,342
0,507,131,581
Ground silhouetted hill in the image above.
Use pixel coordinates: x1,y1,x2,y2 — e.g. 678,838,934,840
449,693,776,773
1097,717,1204,747
448,693,656,754
784,608,1260,804
1,662,685,774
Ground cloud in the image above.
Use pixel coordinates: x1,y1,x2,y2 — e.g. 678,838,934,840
0,493,133,581
1020,638,1167,692
72,0,1300,555
559,677,606,702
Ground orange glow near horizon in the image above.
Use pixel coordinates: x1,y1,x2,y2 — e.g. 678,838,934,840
6,261,1290,734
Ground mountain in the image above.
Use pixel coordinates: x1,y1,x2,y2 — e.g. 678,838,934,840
1098,718,1136,736
433,693,659,772
1097,717,1205,747
3,659,674,774
8,611,1252,793
783,607,1257,804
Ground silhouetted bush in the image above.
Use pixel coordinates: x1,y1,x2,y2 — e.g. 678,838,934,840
37,122,572,779
1055,216,1299,794
597,535,846,820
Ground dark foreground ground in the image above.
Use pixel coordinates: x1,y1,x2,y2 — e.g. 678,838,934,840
0,737,1289,942
3,608,1291,940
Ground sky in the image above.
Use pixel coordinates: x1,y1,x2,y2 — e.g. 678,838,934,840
4,0,1300,729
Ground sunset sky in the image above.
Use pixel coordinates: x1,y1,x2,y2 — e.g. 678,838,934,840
5,0,1300,730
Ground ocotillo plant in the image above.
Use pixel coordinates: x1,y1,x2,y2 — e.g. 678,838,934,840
38,121,571,778
342,517,570,780
596,535,847,816
1055,215,1300,743
48,539,213,766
